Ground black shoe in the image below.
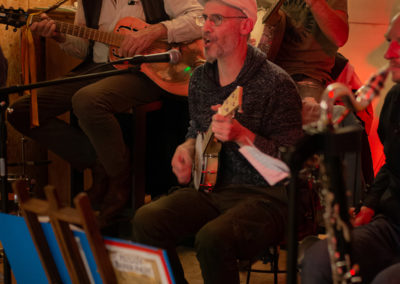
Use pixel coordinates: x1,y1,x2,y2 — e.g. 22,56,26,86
86,161,108,210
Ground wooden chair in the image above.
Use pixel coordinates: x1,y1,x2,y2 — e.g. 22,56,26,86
12,179,63,283
245,245,284,284
13,179,118,284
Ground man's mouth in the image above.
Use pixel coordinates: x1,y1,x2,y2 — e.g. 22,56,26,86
203,38,211,47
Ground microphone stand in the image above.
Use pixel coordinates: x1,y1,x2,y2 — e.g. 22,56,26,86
0,64,140,97
0,63,140,284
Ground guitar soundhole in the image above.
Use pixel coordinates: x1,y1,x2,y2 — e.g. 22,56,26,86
113,25,139,59
116,25,138,32
111,48,123,59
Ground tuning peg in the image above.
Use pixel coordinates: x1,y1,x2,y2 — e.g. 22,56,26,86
5,25,8,30
13,27,17,32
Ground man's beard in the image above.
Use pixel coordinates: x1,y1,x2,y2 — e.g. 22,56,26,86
204,45,224,63
204,49,217,63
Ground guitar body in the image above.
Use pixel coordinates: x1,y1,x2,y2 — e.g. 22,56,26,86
109,17,205,96
193,133,221,192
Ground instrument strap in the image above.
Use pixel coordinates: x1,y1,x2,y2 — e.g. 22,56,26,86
22,12,41,127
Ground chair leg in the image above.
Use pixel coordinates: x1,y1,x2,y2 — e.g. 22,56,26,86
245,245,281,284
273,246,279,284
132,101,163,210
246,259,252,284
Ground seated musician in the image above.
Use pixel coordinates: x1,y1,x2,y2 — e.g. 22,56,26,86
301,12,400,284
131,0,303,283
257,0,349,102
7,0,203,227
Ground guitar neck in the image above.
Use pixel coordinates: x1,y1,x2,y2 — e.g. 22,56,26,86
201,86,243,154
31,14,124,47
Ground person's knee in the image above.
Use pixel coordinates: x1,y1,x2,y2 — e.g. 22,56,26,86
132,204,162,241
195,224,227,256
7,97,31,133
372,263,400,284
72,87,103,121
301,239,332,284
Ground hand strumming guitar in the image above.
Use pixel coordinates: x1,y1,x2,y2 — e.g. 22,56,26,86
30,13,66,43
210,104,255,146
118,23,167,57
171,138,195,185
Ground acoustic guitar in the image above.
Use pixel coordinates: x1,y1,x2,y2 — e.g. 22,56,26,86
193,86,243,192
0,6,205,96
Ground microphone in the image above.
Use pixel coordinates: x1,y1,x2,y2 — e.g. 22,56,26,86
112,49,181,65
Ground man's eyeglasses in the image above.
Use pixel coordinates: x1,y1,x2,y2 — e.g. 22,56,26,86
195,14,247,27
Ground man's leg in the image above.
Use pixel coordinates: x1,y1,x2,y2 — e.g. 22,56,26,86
72,72,166,224
371,263,400,284
195,191,288,284
132,188,220,284
7,65,105,170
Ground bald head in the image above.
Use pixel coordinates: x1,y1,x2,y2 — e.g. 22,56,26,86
385,13,400,83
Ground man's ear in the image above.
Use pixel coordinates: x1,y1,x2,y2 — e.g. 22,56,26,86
240,18,254,36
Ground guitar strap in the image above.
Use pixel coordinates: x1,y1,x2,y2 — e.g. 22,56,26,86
81,0,102,62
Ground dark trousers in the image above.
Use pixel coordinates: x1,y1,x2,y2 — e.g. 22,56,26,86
132,185,288,284
7,62,165,177
301,215,400,284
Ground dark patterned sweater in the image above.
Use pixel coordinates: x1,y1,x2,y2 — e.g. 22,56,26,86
187,45,303,188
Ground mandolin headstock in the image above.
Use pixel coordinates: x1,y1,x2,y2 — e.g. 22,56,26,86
218,86,243,116
0,6,28,31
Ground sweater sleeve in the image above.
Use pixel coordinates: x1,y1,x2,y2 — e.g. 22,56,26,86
253,73,303,158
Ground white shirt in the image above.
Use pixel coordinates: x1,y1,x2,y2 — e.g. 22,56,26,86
60,0,203,63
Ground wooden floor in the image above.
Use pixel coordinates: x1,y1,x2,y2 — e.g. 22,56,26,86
178,246,291,284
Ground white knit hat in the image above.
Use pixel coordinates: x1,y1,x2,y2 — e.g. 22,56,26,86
202,0,258,25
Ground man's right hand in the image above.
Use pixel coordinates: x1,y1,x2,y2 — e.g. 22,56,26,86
351,206,375,227
171,139,195,185
30,13,66,43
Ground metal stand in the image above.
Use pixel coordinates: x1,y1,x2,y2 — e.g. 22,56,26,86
0,63,141,283
0,65,140,97
286,125,362,284
0,95,11,284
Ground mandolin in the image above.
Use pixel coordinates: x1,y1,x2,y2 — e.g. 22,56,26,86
193,86,243,192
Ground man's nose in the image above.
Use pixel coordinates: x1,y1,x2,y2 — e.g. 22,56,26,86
384,41,400,59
